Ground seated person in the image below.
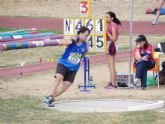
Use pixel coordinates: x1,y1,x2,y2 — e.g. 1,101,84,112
132,35,156,90
159,61,165,85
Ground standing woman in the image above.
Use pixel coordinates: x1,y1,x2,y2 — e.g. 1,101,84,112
105,11,121,89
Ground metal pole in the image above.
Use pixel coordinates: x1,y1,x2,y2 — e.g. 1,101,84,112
87,58,90,83
128,0,134,87
84,57,87,91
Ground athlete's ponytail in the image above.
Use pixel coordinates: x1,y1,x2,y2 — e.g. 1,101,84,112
106,11,121,25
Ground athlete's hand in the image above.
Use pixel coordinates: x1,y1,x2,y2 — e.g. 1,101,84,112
136,44,141,49
64,36,74,40
58,38,72,46
141,56,148,61
135,49,141,60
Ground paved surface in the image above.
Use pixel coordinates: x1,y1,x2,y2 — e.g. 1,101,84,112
48,99,159,113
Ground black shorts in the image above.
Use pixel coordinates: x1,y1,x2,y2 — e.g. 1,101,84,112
55,63,77,83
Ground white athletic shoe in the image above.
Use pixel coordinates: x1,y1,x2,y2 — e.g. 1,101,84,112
44,96,55,107
152,19,159,25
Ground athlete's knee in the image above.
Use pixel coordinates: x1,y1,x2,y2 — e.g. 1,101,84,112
63,81,72,88
55,74,63,82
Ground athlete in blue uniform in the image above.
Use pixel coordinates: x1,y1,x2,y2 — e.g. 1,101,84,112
44,27,90,107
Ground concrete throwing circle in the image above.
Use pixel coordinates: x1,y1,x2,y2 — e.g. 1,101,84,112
48,99,164,113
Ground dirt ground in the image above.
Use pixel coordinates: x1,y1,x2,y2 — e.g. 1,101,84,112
0,0,165,22
0,60,165,101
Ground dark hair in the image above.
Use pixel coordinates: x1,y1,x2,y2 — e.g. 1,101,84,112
106,11,121,25
143,40,149,49
135,34,149,49
77,26,90,35
136,40,149,49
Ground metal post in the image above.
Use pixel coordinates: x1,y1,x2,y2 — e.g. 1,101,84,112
79,57,95,92
80,57,90,92
128,0,134,87
84,57,87,91
87,58,90,83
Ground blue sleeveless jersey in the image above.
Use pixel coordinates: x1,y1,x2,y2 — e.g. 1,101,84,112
58,41,87,71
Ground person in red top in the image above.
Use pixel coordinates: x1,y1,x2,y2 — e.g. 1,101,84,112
104,11,121,89
132,35,155,90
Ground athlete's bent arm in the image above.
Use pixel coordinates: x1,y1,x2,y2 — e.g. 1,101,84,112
57,39,72,46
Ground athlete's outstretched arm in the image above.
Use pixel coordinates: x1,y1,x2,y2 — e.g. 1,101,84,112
57,39,72,46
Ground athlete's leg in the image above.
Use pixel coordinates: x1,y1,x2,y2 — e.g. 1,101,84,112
156,0,165,19
152,0,165,24
53,81,72,97
50,73,64,97
107,54,116,85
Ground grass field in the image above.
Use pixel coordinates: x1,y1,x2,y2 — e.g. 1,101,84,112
0,27,63,34
0,95,164,124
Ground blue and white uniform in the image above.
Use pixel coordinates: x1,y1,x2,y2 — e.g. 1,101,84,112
58,41,88,71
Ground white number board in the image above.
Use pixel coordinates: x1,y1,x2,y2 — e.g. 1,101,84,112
64,18,106,53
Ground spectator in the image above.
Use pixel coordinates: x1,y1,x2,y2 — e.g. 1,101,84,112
132,35,155,90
